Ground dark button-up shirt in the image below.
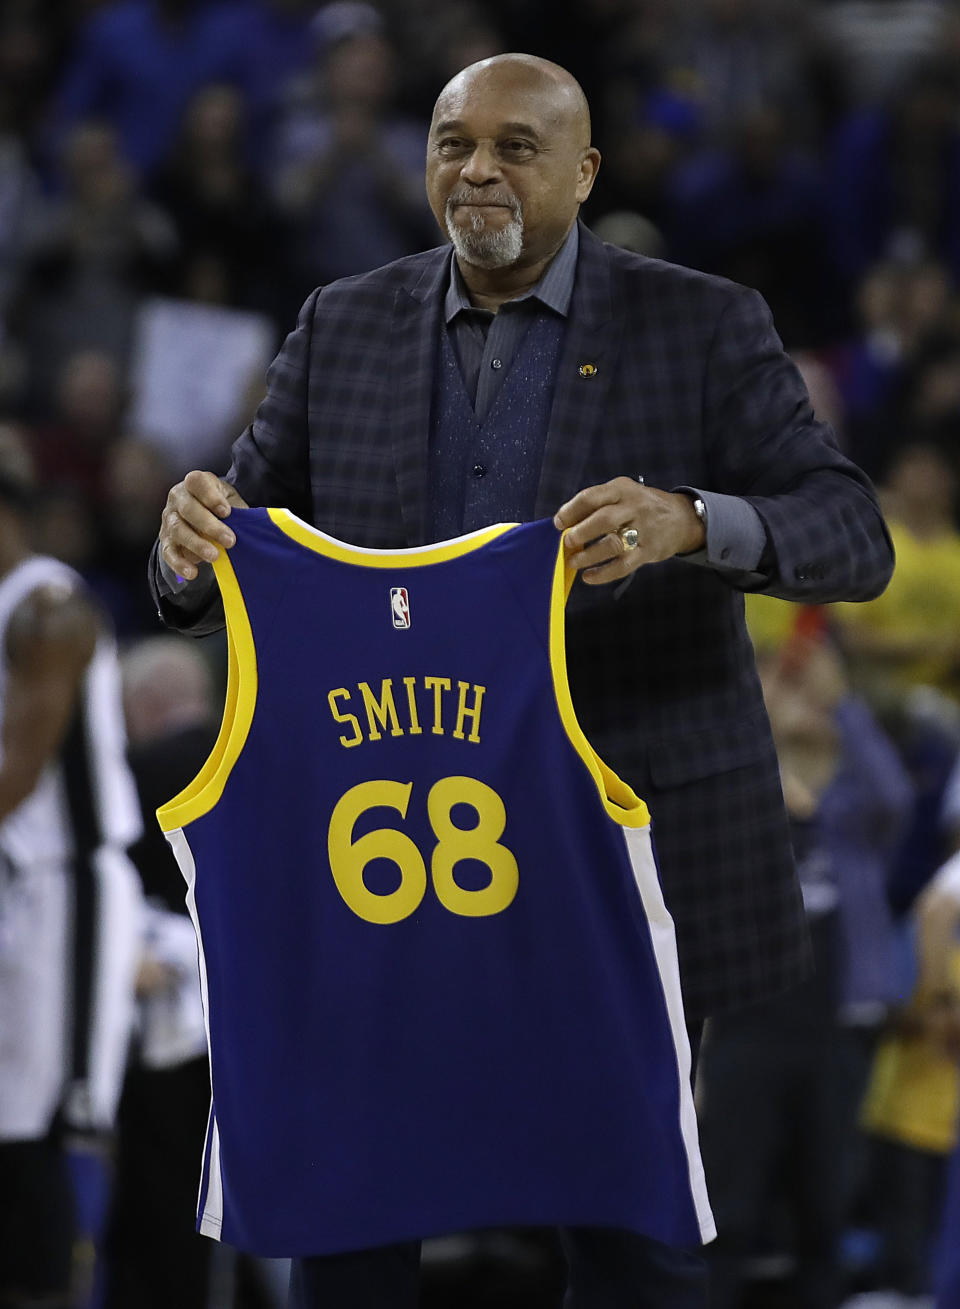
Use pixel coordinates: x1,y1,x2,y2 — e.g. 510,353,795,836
444,223,577,421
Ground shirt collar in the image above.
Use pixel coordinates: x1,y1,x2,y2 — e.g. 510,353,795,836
443,222,579,323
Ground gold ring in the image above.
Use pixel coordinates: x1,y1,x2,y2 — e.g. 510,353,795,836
619,528,639,550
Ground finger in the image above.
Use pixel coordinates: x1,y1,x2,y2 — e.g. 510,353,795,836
561,505,636,558
168,488,237,549
580,553,638,585
553,479,627,534
566,529,634,574
161,541,208,582
162,509,226,566
183,469,234,518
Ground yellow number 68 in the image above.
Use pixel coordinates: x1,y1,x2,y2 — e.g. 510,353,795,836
326,776,519,924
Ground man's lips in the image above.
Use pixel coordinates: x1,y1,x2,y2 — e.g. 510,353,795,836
450,199,514,208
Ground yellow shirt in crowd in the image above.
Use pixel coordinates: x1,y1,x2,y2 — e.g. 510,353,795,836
833,520,960,699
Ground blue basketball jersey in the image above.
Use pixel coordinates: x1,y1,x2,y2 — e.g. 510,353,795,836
158,508,715,1257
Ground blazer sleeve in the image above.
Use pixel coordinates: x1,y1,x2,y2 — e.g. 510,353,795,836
702,286,894,603
148,289,321,636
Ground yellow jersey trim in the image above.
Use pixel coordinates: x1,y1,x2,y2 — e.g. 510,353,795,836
549,538,651,829
268,508,517,567
156,549,257,832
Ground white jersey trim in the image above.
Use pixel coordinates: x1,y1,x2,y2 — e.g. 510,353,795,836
170,826,224,1240
624,825,716,1242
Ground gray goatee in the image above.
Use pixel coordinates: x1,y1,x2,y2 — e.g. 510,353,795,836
445,195,524,269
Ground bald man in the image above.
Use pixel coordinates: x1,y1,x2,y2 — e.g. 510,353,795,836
150,54,893,1308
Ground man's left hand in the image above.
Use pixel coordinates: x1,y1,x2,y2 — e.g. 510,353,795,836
554,478,705,584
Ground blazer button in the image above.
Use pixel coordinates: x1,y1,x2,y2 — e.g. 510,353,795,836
472,463,486,478
794,566,809,581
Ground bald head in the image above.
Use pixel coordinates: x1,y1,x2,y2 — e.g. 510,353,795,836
122,636,215,745
432,54,592,150
426,53,600,280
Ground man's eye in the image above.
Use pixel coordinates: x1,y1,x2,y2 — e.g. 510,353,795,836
500,140,536,158
437,138,468,153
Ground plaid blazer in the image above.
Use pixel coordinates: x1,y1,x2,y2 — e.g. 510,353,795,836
154,223,894,1016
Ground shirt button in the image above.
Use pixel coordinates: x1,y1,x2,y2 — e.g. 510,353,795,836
491,358,502,370
471,463,486,478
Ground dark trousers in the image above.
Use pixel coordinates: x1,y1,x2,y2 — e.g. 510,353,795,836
103,1057,212,1309
289,1229,708,1309
698,976,869,1309
0,1123,75,1305
289,1025,707,1309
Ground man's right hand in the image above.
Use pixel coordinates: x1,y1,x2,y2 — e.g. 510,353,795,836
159,471,249,581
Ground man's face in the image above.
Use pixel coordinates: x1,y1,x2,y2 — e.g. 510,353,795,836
425,65,599,271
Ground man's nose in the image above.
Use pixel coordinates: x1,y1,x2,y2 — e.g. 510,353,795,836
460,142,502,185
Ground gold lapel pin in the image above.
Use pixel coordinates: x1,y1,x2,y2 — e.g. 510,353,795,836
578,362,598,377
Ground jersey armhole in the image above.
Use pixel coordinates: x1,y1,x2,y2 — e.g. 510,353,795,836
549,539,650,829
156,551,257,832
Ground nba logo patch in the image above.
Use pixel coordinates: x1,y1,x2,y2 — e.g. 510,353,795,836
390,587,410,629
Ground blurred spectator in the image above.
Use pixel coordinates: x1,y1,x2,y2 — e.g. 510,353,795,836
271,25,436,285
912,854,960,1305
667,104,831,345
390,0,504,116
826,61,960,294
232,0,319,164
833,443,960,705
700,636,910,1309
898,332,960,439
0,9,57,144
666,0,819,143
27,348,125,503
827,259,953,478
127,294,275,475
938,751,960,858
93,438,176,638
589,210,666,259
421,6,503,89
883,685,960,921
47,0,256,182
31,485,100,576
0,118,41,320
572,0,678,152
28,434,174,641
151,84,284,316
0,426,142,1309
794,351,847,439
122,633,218,750
816,0,955,108
586,86,701,234
9,122,176,404
104,635,219,1309
857,895,960,1300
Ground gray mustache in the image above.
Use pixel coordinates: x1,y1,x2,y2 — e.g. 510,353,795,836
447,191,521,215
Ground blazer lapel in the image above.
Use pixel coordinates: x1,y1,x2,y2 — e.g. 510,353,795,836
391,248,450,545
535,222,620,518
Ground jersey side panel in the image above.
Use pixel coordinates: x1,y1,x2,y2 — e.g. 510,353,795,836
624,824,716,1241
164,826,223,1238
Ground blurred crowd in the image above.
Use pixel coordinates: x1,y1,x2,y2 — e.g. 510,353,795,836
8,0,960,1306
